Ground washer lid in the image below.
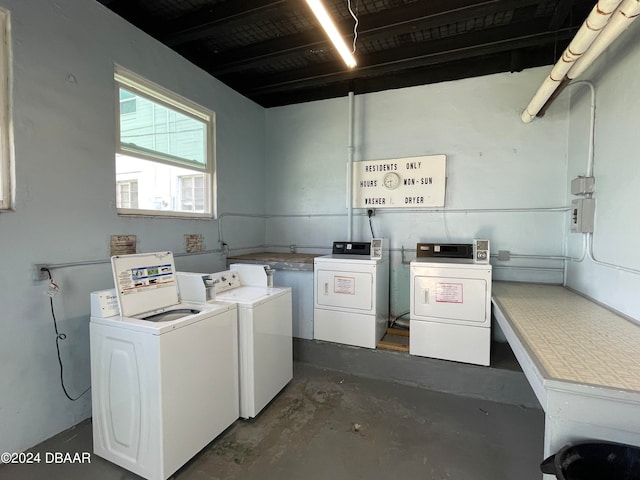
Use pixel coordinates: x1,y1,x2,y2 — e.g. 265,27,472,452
216,286,290,305
111,251,179,318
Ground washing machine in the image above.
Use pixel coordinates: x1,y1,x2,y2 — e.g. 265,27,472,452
90,252,239,480
314,241,389,349
178,264,293,419
410,246,492,366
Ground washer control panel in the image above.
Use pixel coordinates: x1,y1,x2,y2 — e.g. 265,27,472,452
211,270,241,294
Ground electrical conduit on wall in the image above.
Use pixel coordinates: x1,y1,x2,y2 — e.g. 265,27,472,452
347,91,355,242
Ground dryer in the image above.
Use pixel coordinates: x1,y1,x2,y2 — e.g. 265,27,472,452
90,252,239,480
410,257,492,366
314,241,389,349
178,264,293,419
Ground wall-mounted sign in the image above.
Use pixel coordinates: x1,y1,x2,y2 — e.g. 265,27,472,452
110,234,137,256
184,234,204,253
352,155,446,208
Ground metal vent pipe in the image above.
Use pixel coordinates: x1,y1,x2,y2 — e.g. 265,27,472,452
567,0,640,79
520,0,626,123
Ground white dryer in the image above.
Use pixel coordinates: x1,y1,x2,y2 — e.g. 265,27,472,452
90,252,239,480
410,257,492,366
179,264,293,419
314,242,389,349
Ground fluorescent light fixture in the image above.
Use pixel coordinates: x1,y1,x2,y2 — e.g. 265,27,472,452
306,0,357,68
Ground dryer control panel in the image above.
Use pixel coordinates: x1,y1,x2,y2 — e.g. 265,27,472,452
416,243,473,259
332,241,371,255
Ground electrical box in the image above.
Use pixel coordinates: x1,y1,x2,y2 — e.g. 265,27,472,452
370,238,389,260
473,239,490,264
497,250,510,261
570,198,595,233
571,176,595,196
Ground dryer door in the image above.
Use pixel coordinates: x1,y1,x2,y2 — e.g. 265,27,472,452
315,268,373,312
412,275,489,325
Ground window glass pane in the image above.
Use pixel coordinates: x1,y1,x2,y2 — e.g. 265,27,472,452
116,154,207,213
120,90,135,100
178,174,205,212
119,87,206,167
194,176,204,211
117,180,139,208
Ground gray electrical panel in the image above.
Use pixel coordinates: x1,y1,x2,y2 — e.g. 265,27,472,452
571,176,595,196
570,198,595,233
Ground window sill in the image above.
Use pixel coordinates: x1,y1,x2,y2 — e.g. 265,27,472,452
116,208,214,220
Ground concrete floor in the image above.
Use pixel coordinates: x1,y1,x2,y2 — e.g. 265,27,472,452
0,361,544,480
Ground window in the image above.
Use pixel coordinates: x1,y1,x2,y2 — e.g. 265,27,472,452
0,9,14,212
119,89,136,115
114,66,215,218
179,174,205,212
117,180,138,208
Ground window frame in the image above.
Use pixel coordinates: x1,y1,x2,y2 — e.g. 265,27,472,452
114,65,216,219
0,8,14,212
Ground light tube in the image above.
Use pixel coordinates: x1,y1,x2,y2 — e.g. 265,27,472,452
306,0,357,68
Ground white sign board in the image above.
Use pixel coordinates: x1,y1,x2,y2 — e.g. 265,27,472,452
352,155,446,208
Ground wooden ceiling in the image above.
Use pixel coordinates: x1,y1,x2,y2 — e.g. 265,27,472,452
96,0,595,107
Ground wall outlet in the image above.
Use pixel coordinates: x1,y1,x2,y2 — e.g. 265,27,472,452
34,264,48,281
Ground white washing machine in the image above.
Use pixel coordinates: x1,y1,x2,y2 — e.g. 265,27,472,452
178,264,293,419
410,257,492,366
90,252,239,480
314,241,389,349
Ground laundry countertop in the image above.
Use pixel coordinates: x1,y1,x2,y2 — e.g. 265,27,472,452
226,252,323,271
492,281,640,393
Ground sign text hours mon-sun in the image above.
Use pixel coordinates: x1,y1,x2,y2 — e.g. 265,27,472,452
352,155,446,209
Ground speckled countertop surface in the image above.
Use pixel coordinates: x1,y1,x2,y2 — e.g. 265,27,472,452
492,282,640,392
227,252,323,271
228,252,321,263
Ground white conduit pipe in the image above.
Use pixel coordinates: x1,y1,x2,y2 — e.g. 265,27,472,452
347,91,355,242
521,0,623,123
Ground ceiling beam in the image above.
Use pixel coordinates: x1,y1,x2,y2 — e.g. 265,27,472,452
189,0,559,76
252,46,564,107
234,20,578,96
549,0,580,30
159,0,290,47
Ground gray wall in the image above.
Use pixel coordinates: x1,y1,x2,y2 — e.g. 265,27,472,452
265,70,571,315
564,22,640,321
0,0,265,454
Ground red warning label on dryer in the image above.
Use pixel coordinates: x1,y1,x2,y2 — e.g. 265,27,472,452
435,282,463,303
334,276,356,295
